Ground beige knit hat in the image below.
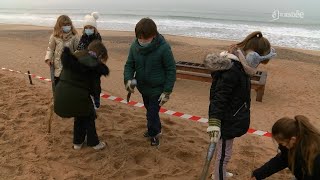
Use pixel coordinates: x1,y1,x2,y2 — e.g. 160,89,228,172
83,12,99,28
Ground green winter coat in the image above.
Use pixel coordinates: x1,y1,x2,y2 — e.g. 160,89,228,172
54,48,109,118
124,34,176,97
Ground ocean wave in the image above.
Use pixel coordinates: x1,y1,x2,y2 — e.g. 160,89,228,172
0,10,319,50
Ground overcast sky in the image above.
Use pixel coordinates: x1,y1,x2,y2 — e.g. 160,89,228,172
1,0,319,16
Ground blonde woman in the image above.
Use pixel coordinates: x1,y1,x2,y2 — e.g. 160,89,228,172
45,15,79,85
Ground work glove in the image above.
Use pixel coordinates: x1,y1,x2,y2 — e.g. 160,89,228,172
260,47,277,60
158,92,170,106
207,118,221,143
270,47,277,56
125,79,136,93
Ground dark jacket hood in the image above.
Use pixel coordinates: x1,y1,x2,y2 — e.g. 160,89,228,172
62,47,109,76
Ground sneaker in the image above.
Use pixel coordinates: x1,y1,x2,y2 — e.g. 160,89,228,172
92,142,106,150
143,131,162,138
150,137,160,146
210,172,233,179
73,143,83,150
226,172,233,177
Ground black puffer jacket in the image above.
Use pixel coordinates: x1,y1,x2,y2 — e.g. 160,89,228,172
77,33,102,51
204,53,251,139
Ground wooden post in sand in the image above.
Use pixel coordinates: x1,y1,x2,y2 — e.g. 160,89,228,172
27,70,33,85
47,64,55,133
47,100,54,133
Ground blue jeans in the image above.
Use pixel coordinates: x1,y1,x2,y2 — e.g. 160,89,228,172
142,94,161,137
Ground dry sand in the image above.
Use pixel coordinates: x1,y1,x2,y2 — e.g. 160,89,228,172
0,24,319,180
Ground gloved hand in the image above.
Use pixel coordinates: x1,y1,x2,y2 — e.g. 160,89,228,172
269,47,277,58
158,92,170,106
45,59,53,66
207,118,221,143
125,80,135,93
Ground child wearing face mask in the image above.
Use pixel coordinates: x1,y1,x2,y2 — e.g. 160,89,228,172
77,12,102,51
252,115,320,180
124,18,176,146
207,31,276,180
77,12,103,109
45,15,79,85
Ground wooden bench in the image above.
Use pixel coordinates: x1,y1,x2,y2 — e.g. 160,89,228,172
176,61,267,102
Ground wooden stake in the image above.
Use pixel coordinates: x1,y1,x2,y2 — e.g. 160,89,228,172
27,70,33,85
47,100,54,133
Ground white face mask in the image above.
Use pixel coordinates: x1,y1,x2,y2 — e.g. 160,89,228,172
138,38,153,47
139,41,151,47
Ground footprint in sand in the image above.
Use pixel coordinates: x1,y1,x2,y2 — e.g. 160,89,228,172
179,129,200,137
163,118,177,126
59,130,72,135
136,123,146,129
133,152,148,165
0,112,9,120
113,160,124,169
175,150,194,163
1,132,9,141
123,128,134,135
120,112,131,117
1,164,16,175
132,169,149,177
18,144,28,149
124,138,144,147
15,112,29,120
116,116,130,124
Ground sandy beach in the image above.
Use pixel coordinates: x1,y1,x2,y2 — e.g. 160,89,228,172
0,24,319,180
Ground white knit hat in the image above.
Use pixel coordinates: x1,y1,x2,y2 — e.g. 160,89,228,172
83,12,99,28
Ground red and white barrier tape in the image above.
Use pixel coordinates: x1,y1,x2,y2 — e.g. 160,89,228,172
1,67,272,138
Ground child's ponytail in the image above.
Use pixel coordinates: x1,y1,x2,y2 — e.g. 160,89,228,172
228,31,270,57
294,115,320,175
272,115,320,176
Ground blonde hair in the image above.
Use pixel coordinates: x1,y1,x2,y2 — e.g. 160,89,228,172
53,15,77,38
272,115,320,175
229,31,271,64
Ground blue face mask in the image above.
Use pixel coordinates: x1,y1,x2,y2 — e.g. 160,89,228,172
85,28,94,36
62,26,71,33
